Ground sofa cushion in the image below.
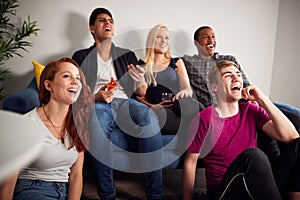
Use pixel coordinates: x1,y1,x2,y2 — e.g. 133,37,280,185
32,60,45,89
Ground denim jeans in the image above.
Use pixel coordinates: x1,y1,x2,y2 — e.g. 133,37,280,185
88,98,163,200
13,179,68,200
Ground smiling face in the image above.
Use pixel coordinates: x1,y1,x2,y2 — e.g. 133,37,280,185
90,13,114,43
154,27,170,54
45,62,82,105
210,63,243,102
195,27,216,59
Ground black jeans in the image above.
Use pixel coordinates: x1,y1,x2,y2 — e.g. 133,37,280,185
272,138,300,199
206,148,282,200
207,138,300,200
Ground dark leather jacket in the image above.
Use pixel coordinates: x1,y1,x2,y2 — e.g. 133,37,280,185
72,43,138,98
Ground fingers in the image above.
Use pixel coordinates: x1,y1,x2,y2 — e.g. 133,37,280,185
241,87,250,99
159,100,173,108
242,85,260,101
135,65,145,73
103,91,114,103
114,82,123,90
96,89,114,103
175,90,193,100
128,64,145,81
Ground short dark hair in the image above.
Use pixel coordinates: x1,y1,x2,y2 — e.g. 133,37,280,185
193,26,212,41
89,7,113,26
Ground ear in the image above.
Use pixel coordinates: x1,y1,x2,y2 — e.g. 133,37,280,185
194,40,199,47
44,80,52,92
211,83,218,93
89,25,94,34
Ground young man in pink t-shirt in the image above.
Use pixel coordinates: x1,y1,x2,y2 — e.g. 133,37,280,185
182,60,300,200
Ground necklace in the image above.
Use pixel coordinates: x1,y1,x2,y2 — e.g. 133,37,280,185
42,105,62,128
42,105,65,142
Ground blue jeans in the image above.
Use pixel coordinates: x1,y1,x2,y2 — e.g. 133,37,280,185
13,179,68,200
88,98,163,200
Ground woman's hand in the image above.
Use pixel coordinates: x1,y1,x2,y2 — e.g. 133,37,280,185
151,100,173,109
174,88,193,100
136,96,172,109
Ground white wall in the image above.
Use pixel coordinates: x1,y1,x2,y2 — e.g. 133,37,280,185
270,0,300,108
1,0,281,107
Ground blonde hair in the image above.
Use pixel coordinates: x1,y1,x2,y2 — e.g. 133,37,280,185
208,60,240,84
144,24,171,86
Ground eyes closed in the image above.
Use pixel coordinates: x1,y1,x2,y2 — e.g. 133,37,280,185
97,17,114,24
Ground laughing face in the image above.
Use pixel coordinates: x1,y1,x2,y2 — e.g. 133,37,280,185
195,27,216,59
46,62,82,105
214,65,243,102
90,13,114,42
154,27,170,54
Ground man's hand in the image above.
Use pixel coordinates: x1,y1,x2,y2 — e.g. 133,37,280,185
241,85,266,105
128,64,147,96
94,78,124,103
128,64,145,82
94,87,114,103
105,77,117,90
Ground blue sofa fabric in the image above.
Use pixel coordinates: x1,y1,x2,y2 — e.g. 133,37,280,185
3,78,40,114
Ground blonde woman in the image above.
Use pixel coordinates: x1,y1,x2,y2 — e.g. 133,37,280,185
136,24,202,134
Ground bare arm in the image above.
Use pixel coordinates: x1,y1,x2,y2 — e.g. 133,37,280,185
0,171,18,200
242,85,299,142
175,58,193,99
68,152,84,200
182,152,199,200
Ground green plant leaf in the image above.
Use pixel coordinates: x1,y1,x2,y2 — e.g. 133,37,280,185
0,0,39,98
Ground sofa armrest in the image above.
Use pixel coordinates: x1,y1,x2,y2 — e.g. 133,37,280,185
274,102,300,133
274,102,300,116
2,78,40,114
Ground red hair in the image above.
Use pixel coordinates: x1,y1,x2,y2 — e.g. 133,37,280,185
39,57,93,152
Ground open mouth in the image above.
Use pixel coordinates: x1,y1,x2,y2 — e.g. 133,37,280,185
104,27,111,32
231,86,241,91
206,44,214,49
159,44,167,48
68,88,78,94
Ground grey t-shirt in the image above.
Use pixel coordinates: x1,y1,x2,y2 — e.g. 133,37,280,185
18,108,78,182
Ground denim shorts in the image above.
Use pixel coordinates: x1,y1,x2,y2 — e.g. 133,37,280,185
13,179,68,200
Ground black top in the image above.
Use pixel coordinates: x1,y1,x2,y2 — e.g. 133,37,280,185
146,58,180,104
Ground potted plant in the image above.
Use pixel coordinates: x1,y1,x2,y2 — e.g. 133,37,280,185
0,0,39,100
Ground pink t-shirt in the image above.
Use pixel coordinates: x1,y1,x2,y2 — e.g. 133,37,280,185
188,102,271,190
